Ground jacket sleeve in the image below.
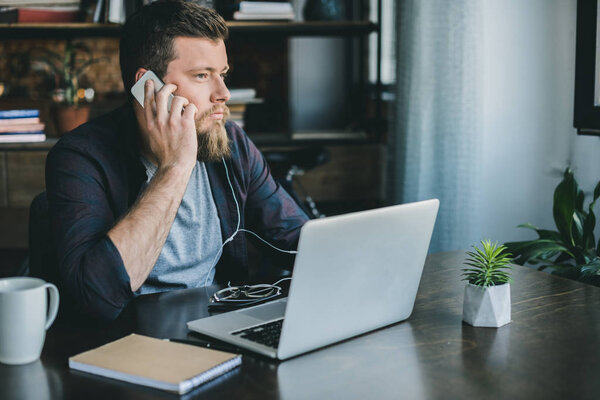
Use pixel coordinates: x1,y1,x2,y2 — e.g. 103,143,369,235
239,129,309,261
46,142,135,321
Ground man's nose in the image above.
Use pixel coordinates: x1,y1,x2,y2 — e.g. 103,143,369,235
211,77,230,103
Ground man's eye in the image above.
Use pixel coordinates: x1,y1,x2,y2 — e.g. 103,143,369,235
220,73,228,80
196,73,208,79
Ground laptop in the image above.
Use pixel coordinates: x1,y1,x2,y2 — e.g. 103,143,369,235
187,199,439,360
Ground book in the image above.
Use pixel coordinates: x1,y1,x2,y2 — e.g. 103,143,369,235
0,117,40,126
68,334,242,394
227,97,263,105
92,0,104,22
229,111,244,119
238,1,293,14
107,0,124,23
291,130,368,140
16,6,80,22
234,1,294,20
0,122,45,133
0,133,46,143
0,7,18,22
229,110,245,128
0,109,39,119
229,88,257,102
228,104,246,113
233,11,294,20
0,0,79,5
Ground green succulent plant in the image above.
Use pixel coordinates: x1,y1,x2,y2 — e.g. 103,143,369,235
505,167,600,285
462,240,512,287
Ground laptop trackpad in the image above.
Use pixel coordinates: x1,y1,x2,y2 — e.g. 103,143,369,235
239,299,287,321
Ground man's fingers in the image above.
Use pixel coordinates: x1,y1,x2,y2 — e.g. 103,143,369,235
169,96,188,117
143,79,155,122
155,83,177,117
182,103,197,121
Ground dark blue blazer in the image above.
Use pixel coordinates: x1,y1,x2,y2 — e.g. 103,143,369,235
46,104,308,320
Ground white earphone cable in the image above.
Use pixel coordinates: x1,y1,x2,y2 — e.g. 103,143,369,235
204,158,298,286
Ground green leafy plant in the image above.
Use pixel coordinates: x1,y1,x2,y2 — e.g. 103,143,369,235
19,40,107,106
462,240,512,287
505,167,600,285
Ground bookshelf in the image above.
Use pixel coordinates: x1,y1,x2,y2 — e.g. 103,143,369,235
0,2,387,247
0,18,381,138
0,21,377,39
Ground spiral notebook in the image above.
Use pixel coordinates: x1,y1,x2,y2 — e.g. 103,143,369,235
69,334,241,394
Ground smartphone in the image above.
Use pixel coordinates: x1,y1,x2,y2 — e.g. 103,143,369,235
130,70,174,112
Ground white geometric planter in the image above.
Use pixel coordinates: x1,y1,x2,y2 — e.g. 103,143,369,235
462,283,511,328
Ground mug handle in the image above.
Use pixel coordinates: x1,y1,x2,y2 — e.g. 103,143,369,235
44,283,60,330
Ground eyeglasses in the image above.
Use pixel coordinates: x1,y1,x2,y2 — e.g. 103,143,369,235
211,284,282,303
209,278,290,310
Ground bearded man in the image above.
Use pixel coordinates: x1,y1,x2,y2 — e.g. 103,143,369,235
45,0,308,321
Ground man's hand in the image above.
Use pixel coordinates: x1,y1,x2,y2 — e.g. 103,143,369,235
108,79,201,291
141,79,198,172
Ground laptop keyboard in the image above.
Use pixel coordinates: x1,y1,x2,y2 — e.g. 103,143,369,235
231,319,284,349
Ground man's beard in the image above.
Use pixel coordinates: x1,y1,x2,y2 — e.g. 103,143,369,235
196,105,231,162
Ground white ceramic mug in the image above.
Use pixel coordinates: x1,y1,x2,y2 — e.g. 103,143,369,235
0,277,59,365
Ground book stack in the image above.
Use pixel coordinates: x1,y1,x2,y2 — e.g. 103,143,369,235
0,109,46,143
91,0,143,24
233,1,295,21
227,88,263,129
0,0,80,23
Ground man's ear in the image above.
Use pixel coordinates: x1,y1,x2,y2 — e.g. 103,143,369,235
134,68,149,83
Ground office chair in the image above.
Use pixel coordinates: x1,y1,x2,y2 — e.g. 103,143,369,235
262,146,330,219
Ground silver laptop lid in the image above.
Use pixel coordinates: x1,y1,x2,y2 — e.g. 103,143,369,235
277,199,439,360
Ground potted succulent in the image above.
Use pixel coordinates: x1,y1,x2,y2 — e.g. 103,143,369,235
20,40,107,134
505,167,600,286
462,240,512,328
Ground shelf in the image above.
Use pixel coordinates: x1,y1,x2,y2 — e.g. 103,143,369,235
0,23,117,39
0,134,374,151
0,138,58,151
0,21,378,40
228,21,378,36
249,132,373,146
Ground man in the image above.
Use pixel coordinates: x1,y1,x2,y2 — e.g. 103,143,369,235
45,0,308,321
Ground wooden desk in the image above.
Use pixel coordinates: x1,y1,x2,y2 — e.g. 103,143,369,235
2,251,600,399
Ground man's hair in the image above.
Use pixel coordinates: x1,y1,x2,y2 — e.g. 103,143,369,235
119,0,229,93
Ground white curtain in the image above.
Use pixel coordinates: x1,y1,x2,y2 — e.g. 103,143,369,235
389,0,482,253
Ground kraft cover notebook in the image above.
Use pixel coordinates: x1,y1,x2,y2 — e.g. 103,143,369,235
69,334,242,394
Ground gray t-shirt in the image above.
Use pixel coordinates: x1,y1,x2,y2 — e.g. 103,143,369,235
138,157,222,294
